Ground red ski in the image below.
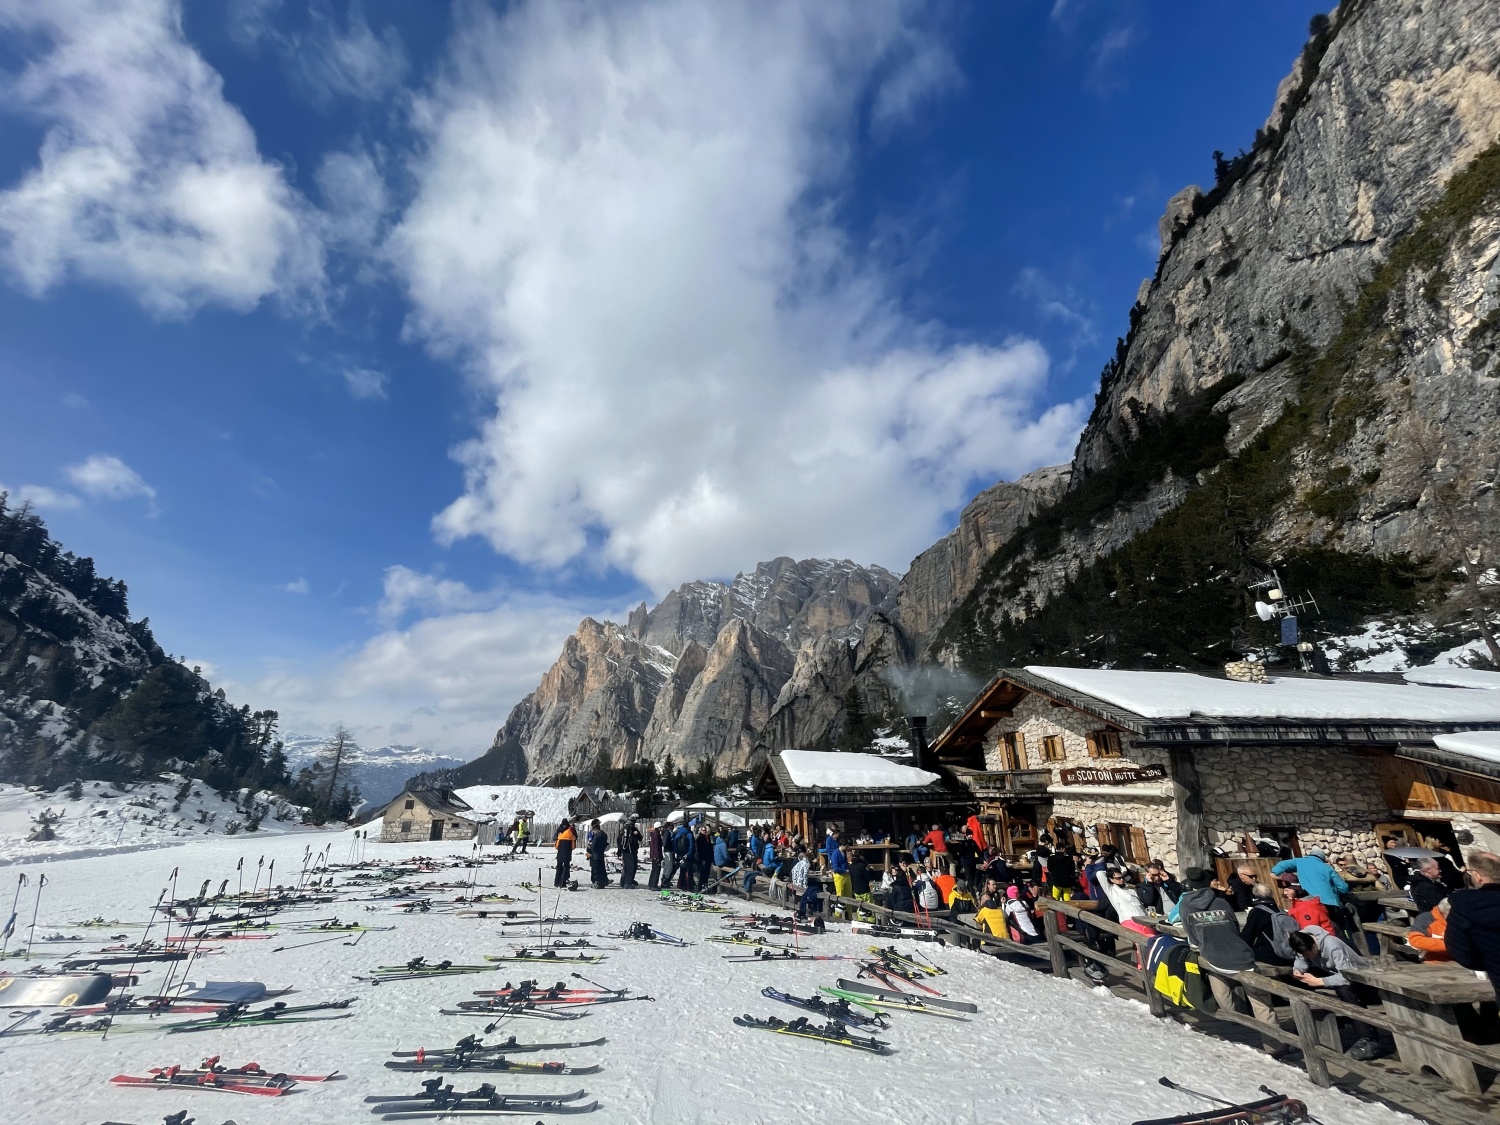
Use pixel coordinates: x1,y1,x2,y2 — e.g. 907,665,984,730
149,1056,339,1082
110,1068,293,1096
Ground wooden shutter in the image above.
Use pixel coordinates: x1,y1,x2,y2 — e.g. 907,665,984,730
1128,826,1150,863
1095,822,1114,850
1085,732,1099,757
1014,732,1026,766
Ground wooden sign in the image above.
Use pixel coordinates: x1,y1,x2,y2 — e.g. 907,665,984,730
1057,764,1167,786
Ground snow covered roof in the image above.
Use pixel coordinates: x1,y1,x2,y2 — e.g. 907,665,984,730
1402,666,1500,690
1024,666,1500,723
776,750,941,789
453,785,582,826
1433,730,1500,767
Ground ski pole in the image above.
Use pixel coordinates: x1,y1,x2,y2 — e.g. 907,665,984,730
0,873,27,959
236,857,243,896
569,972,624,994
1158,1077,1238,1108
253,856,264,894
23,874,46,960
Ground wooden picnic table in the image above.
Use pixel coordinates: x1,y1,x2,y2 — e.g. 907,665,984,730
1343,962,1498,1094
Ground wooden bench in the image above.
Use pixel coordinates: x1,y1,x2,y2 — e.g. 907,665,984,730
1363,920,1414,962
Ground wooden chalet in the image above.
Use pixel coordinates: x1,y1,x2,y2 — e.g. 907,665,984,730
753,748,971,845
379,786,483,843
929,665,1500,870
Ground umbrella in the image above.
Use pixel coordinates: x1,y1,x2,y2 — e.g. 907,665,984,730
1384,846,1443,860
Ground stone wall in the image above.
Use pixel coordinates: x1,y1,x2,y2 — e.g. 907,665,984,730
1046,793,1178,867
1193,745,1390,864
982,694,1171,775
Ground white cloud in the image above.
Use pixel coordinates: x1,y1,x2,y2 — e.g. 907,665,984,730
63,454,156,502
292,3,408,106
62,392,88,409
0,0,323,318
243,590,607,756
0,482,81,511
284,577,310,594
342,365,389,400
317,148,389,252
390,0,1084,594
376,566,490,625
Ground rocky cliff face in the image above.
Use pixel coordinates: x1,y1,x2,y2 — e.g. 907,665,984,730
935,0,1500,670
477,0,1500,782
472,558,900,782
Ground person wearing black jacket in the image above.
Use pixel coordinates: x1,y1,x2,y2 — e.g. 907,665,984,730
617,817,642,888
693,827,714,891
1047,848,1078,900
1408,858,1451,913
1443,851,1500,1003
586,819,610,888
1239,884,1293,965
886,865,915,914
1137,862,1183,914
1223,863,1258,911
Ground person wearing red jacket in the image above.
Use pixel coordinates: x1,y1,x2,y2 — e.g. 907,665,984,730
1287,886,1335,933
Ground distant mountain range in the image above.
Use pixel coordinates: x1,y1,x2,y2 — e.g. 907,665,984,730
281,735,468,811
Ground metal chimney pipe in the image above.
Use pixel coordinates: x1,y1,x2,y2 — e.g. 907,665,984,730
905,716,931,772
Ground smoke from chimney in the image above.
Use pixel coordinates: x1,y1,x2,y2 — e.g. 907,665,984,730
905,715,931,772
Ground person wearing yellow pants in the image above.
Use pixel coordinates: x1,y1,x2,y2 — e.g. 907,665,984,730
828,832,852,920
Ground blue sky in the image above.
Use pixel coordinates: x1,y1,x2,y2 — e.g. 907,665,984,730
0,0,1326,755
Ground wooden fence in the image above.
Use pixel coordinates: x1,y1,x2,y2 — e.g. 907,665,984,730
722,872,1500,1125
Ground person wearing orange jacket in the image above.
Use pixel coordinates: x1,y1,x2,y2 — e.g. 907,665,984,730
553,819,577,888
1406,899,1452,962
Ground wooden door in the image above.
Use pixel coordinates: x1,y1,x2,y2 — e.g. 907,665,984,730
429,820,445,841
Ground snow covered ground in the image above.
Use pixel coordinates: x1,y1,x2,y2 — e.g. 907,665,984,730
0,833,1414,1125
0,780,319,867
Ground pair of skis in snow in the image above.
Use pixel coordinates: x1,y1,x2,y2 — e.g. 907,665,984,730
365,1080,599,1118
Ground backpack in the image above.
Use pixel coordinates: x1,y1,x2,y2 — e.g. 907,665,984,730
1269,911,1302,961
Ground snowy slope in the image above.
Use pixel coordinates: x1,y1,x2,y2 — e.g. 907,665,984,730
0,778,318,866
0,834,1412,1125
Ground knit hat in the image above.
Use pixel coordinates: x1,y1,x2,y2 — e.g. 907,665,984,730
1006,885,1020,900
1308,846,1328,859
1185,866,1214,889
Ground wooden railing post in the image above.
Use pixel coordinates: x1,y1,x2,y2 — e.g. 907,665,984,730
1042,903,1067,978
1289,997,1331,1088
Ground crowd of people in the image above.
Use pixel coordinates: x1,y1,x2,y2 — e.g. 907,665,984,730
532,811,1500,1065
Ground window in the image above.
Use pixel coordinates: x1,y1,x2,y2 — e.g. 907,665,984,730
1041,734,1066,762
1086,729,1122,758
400,821,412,835
1097,822,1151,863
999,732,1027,770
404,799,415,810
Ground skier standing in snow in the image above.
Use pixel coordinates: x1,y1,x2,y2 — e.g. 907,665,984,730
587,819,610,889
511,815,530,855
647,822,664,890
618,816,642,888
553,820,576,888
694,826,714,891
673,823,694,890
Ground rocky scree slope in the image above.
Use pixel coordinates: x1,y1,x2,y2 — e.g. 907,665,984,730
461,558,901,783
934,0,1500,672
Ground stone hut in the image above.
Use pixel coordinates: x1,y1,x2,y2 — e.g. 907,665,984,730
379,787,482,843
929,665,1500,870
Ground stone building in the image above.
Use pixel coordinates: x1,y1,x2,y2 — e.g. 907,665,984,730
929,666,1500,869
379,787,483,843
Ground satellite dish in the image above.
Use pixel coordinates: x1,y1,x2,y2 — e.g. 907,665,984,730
1254,600,1274,622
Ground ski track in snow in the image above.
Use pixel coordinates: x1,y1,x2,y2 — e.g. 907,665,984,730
0,834,1415,1125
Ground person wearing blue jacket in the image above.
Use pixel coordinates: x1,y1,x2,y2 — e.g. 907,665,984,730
1273,847,1353,939
713,833,729,868
1272,849,1349,905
